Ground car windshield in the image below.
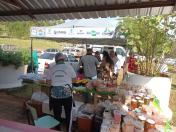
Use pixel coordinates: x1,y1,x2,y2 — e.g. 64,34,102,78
116,48,126,57
41,53,55,60
46,49,58,52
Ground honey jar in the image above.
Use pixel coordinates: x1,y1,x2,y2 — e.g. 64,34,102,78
138,100,144,108
144,96,150,105
136,96,142,101
138,115,146,125
145,119,155,132
131,99,138,110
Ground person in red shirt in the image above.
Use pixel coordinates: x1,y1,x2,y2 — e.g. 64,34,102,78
128,52,138,73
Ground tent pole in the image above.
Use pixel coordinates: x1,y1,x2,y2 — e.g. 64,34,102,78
30,38,34,73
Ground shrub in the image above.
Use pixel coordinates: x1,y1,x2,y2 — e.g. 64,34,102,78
0,48,30,68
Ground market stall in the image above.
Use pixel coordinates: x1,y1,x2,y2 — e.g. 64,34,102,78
21,70,174,132
25,15,174,132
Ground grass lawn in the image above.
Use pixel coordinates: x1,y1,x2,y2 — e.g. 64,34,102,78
0,38,68,50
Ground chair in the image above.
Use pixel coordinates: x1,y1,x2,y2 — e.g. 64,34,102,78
25,101,60,128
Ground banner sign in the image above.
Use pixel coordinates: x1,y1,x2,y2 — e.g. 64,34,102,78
30,26,115,38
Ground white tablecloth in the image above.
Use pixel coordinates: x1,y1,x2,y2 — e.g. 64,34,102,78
42,99,83,121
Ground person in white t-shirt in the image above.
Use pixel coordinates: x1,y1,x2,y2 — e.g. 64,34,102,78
47,52,76,131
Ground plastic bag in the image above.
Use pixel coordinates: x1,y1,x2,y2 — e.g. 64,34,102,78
31,91,49,102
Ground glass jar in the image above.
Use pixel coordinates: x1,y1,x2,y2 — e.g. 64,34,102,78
131,99,138,110
144,96,150,105
145,119,155,131
138,115,146,125
136,96,142,101
138,100,144,108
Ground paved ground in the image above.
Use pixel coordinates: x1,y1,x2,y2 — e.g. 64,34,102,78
0,92,27,124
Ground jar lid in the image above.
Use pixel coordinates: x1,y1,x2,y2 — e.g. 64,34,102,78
132,99,137,102
144,96,150,100
136,97,141,100
138,100,144,103
138,115,146,121
138,93,144,97
147,119,155,124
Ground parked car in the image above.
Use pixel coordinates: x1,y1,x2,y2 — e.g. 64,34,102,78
45,48,59,53
62,47,86,57
38,52,56,74
38,52,78,75
0,44,16,51
165,58,176,65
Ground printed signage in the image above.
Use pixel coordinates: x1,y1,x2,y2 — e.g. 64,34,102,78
31,26,115,38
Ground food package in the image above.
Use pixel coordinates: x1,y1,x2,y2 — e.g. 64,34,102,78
134,120,144,132
31,91,49,102
147,129,159,132
122,123,135,132
101,125,110,132
77,116,93,132
123,115,135,125
135,128,144,132
77,104,95,117
86,81,93,89
109,124,120,132
113,110,121,124
86,79,104,89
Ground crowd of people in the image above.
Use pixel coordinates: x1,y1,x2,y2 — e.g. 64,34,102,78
79,48,126,81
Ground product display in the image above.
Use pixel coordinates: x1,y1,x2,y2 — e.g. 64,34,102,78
22,73,174,132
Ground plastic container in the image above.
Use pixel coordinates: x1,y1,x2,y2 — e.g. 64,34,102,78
145,119,155,132
131,99,138,110
113,110,121,124
144,97,150,105
78,116,92,132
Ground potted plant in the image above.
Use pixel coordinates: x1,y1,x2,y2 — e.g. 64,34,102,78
116,15,175,109
0,48,30,89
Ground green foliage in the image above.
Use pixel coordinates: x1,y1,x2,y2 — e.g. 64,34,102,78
0,20,64,39
117,15,175,76
166,42,176,58
0,48,30,68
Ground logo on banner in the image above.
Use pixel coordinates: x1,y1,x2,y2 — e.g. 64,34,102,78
54,30,67,35
77,29,84,35
47,29,52,35
102,28,114,36
37,28,45,37
68,28,74,35
87,30,100,36
31,28,37,36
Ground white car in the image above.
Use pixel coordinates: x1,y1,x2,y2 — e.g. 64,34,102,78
38,52,79,75
45,48,59,53
38,52,56,75
165,58,176,65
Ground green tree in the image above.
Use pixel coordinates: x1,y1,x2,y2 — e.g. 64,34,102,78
1,20,64,39
116,15,175,76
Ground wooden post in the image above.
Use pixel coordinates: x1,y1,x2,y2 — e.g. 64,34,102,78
30,38,34,73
